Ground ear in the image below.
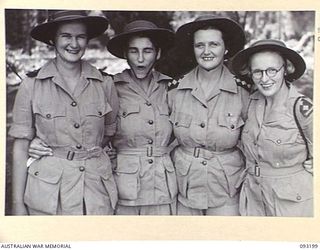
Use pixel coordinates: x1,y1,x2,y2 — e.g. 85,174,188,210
156,48,161,60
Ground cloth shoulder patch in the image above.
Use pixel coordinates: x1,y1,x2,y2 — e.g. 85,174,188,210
234,76,252,92
298,96,313,118
26,68,41,77
168,75,184,91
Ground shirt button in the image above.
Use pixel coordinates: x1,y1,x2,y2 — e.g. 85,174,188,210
200,122,205,128
98,111,102,116
74,123,80,129
230,124,235,129
146,101,152,106
148,120,154,125
34,171,39,176
79,166,85,172
76,144,82,149
71,101,77,107
276,162,280,167
276,139,281,144
148,159,153,164
296,195,302,201
175,122,179,126
202,160,207,165
122,111,127,116
46,114,51,119
148,139,153,144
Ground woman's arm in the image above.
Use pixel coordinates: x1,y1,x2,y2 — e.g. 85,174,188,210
12,138,30,215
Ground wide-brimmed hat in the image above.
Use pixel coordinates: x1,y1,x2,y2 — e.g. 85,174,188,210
31,10,109,45
175,15,246,58
107,20,174,59
232,39,306,82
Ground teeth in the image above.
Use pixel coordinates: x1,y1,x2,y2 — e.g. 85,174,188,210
66,50,79,54
203,57,214,61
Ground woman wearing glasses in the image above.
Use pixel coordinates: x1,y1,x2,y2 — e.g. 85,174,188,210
232,39,313,216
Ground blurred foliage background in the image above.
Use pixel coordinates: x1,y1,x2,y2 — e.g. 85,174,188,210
5,10,315,215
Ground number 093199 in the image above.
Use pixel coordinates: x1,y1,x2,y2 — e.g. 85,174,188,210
300,244,319,248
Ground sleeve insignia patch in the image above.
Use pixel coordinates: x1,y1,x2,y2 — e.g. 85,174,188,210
299,98,313,118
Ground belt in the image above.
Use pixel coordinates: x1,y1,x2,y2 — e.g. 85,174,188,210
117,146,169,157
52,146,103,160
247,161,305,177
180,146,236,159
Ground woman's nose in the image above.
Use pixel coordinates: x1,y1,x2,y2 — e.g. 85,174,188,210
138,52,144,63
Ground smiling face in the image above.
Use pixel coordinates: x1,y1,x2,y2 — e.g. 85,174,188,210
249,51,285,97
193,28,226,71
125,36,160,80
54,21,88,64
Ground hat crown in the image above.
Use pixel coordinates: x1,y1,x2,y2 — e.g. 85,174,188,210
48,10,88,22
194,15,226,22
250,39,287,48
123,20,158,33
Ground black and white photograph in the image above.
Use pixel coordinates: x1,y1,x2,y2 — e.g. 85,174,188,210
1,0,320,244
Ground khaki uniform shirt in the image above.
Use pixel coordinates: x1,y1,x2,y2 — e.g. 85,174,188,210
112,69,177,206
9,59,119,215
169,65,249,209
239,84,313,216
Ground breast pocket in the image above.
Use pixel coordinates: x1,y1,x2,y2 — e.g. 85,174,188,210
33,103,67,143
83,102,111,142
118,103,141,134
264,127,299,166
218,112,244,131
171,112,192,144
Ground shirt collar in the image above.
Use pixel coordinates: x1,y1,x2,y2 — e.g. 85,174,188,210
177,65,238,93
36,59,103,81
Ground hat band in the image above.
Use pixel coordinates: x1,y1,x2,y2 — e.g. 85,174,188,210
50,10,87,21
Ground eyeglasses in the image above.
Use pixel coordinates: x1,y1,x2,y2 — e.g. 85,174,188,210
251,65,284,80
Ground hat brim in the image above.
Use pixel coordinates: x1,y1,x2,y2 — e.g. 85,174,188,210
107,29,174,59
176,17,245,57
31,16,109,45
232,44,306,81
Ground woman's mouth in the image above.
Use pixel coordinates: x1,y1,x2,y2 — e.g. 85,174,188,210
66,49,80,54
202,57,214,61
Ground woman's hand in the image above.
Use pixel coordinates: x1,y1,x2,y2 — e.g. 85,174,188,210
104,143,117,160
303,158,313,175
28,137,53,159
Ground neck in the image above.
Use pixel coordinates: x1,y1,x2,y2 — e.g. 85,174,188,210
197,64,223,82
265,81,288,108
55,56,82,77
130,69,153,86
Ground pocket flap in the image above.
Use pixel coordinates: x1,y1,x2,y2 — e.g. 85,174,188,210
34,103,66,118
121,104,140,117
115,155,140,174
218,112,244,130
265,128,298,145
28,163,63,184
174,112,192,128
83,102,111,117
273,181,312,202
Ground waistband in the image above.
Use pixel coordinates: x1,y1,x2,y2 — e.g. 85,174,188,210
246,161,305,177
180,146,236,159
117,146,169,157
52,146,103,160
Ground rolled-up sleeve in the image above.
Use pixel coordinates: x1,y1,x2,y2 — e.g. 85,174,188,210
103,76,119,137
8,78,35,140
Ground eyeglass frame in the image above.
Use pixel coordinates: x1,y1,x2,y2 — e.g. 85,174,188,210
250,64,285,80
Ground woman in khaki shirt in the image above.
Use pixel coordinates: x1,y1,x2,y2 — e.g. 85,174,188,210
232,39,313,216
169,15,249,215
9,10,119,215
